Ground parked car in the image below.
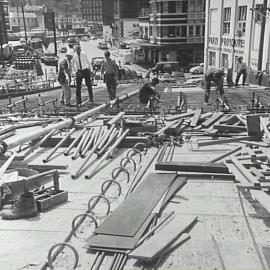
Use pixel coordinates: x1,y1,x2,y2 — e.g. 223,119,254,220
98,41,109,50
43,53,58,66
91,56,104,70
151,61,184,75
60,46,67,53
189,63,204,74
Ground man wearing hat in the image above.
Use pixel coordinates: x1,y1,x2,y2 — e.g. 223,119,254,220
57,51,73,106
204,67,227,105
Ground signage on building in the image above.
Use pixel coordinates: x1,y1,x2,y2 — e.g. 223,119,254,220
208,36,245,49
0,2,8,45
44,12,55,31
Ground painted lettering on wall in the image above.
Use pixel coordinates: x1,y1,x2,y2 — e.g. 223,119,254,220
221,37,245,48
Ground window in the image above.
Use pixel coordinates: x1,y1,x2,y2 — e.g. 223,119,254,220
209,8,218,35
168,1,176,13
223,7,231,34
181,26,187,37
237,6,247,35
196,25,200,36
189,25,194,36
221,54,228,68
168,26,175,37
176,0,188,12
209,51,216,67
176,26,180,36
163,1,168,13
149,26,152,36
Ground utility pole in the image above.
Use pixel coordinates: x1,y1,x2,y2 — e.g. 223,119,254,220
52,12,58,72
21,0,28,42
258,0,268,71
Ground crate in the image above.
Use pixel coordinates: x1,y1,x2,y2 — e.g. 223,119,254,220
36,190,68,212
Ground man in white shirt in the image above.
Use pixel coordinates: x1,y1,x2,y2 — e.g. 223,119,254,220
72,45,93,105
235,57,247,87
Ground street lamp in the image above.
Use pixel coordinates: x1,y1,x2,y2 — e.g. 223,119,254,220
19,0,28,42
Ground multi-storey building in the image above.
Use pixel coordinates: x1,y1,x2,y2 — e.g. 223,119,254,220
0,0,10,32
205,0,270,84
141,0,205,65
81,0,102,23
109,0,148,47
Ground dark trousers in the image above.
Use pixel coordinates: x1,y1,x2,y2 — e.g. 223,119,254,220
104,73,117,100
76,69,93,104
235,69,247,86
205,76,224,102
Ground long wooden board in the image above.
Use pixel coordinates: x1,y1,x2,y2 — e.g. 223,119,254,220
155,161,230,174
128,215,198,261
94,173,177,237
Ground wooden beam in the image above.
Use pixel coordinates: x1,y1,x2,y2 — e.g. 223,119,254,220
213,124,247,133
197,136,251,147
209,146,242,163
155,161,230,174
190,109,202,127
165,111,195,121
201,112,224,128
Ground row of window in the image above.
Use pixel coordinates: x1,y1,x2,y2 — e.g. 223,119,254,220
10,18,36,24
150,0,188,14
83,9,102,16
223,6,247,35
55,18,82,23
148,24,204,38
84,16,102,22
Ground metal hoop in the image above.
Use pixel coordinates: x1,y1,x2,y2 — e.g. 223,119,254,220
71,213,98,237
47,242,79,269
111,166,130,183
133,142,148,154
120,157,136,172
126,148,142,163
101,179,122,197
88,194,111,216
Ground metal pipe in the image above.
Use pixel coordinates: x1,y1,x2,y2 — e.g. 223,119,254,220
0,89,140,155
96,124,116,152
71,129,88,160
80,128,97,158
97,129,119,157
43,128,75,163
85,129,130,179
64,128,86,156
80,128,93,155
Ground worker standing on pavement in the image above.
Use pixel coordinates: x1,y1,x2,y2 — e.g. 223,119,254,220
72,45,94,105
204,67,228,106
57,51,73,106
235,57,247,87
101,51,118,100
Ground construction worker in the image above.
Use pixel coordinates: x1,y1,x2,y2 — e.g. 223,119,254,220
235,57,247,87
139,78,160,113
58,51,73,106
101,50,119,100
204,67,227,106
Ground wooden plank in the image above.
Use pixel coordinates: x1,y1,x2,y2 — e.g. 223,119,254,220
94,173,177,237
197,136,251,147
128,215,197,261
86,213,155,250
190,109,202,127
260,117,270,138
209,146,242,163
165,111,195,122
155,161,230,174
213,124,247,133
246,115,262,138
201,112,224,128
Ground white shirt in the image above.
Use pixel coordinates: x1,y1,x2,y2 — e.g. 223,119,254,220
72,51,92,72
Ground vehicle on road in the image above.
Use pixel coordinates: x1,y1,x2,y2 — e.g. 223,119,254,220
81,36,89,42
91,56,104,71
151,61,184,75
189,63,204,74
43,53,58,66
90,36,97,40
60,46,67,53
97,41,109,50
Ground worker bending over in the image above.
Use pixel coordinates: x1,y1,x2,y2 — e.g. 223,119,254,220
204,67,228,106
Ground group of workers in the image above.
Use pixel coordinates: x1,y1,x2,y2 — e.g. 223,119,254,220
58,46,118,107
58,42,247,110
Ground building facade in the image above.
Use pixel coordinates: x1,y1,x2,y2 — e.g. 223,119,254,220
205,0,270,82
81,0,102,23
